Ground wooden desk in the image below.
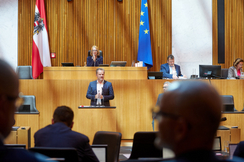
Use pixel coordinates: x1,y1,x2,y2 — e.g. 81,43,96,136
4,126,31,149
217,127,241,151
43,67,147,80
14,114,39,147
18,79,244,142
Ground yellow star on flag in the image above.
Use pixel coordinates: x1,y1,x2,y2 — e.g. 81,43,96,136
141,11,144,16
144,2,148,7
144,29,149,34
140,21,144,26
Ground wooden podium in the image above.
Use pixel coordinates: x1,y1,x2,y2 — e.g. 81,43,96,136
4,126,31,149
43,67,147,80
217,126,241,151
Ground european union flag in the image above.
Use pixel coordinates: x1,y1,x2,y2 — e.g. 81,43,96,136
137,0,153,69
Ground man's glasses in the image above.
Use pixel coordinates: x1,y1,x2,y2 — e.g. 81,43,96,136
151,106,179,121
5,92,24,110
151,106,192,129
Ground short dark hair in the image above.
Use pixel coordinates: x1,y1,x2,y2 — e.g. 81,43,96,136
53,106,74,127
167,55,174,60
96,68,105,74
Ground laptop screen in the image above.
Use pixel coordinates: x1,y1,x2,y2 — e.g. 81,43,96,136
213,136,221,151
91,144,107,162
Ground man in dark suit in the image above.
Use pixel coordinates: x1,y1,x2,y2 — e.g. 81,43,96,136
86,68,114,106
34,106,99,162
155,81,171,106
0,59,50,162
234,141,244,158
160,55,186,79
154,81,243,162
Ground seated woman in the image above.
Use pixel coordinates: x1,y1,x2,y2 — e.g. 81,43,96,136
87,45,103,66
228,58,243,79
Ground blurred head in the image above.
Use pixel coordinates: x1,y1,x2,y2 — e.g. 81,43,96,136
0,59,20,138
233,58,243,70
53,106,74,128
156,81,222,156
96,68,105,83
167,55,175,67
90,45,100,57
163,81,171,92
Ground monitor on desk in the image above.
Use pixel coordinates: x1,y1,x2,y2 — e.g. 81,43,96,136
148,72,163,79
61,62,74,67
213,136,221,151
110,61,127,67
199,65,221,78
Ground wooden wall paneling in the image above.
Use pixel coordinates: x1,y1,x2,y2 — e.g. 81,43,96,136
19,79,244,141
213,0,244,68
18,0,172,72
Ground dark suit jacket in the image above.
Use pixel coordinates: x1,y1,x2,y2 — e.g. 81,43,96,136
86,80,114,106
160,63,183,79
0,139,49,162
34,122,99,162
234,141,244,159
156,93,163,106
86,56,103,66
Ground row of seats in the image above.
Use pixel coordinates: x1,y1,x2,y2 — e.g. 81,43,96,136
5,131,161,162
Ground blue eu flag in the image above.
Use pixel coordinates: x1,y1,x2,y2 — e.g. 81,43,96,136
137,0,153,69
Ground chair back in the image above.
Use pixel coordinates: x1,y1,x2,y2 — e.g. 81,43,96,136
92,131,121,162
129,131,163,159
17,95,39,113
221,95,237,111
16,66,33,79
88,50,103,57
221,95,234,104
221,68,228,79
29,147,79,162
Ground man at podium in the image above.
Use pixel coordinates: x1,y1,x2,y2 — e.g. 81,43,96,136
86,68,114,106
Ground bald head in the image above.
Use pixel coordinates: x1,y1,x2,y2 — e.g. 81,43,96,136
0,59,19,138
157,81,222,155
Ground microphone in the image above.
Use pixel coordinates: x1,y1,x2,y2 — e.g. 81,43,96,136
220,117,227,121
93,54,96,67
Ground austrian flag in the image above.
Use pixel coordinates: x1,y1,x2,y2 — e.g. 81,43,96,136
32,0,51,79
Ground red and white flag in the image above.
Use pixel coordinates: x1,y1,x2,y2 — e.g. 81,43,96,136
32,0,51,79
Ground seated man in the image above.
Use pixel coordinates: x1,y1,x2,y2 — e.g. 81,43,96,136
155,81,243,162
86,68,114,106
34,106,99,162
155,81,171,106
160,54,186,79
0,59,50,162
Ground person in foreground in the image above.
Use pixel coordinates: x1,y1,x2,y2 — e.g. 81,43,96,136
34,106,99,162
86,68,114,106
155,81,244,162
160,55,186,79
87,45,103,66
228,58,243,79
0,59,51,162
